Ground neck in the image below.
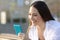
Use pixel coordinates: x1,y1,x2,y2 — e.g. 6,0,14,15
37,21,45,32
37,21,45,40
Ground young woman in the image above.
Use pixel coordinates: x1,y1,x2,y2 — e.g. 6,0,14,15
24,1,60,40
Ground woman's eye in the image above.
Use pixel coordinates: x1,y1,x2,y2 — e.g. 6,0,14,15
34,15,37,16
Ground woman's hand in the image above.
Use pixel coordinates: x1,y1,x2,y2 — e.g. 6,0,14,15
18,33,25,40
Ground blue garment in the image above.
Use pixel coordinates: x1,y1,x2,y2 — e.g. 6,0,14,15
13,24,22,35
44,20,60,40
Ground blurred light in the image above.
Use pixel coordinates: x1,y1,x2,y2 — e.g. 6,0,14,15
1,39,9,40
25,1,29,5
1,11,6,24
31,0,44,4
41,0,44,1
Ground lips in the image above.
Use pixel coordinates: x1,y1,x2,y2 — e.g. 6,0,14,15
32,20,37,23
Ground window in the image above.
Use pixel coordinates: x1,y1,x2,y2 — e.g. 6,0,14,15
1,11,6,24
13,18,20,23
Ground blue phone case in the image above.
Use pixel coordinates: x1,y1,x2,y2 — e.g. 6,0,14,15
13,24,22,35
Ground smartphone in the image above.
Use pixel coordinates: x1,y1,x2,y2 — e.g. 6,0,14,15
13,24,22,35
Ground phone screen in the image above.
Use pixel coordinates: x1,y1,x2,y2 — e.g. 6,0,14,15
13,24,22,35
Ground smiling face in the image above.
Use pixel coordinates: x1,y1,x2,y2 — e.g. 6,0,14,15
28,6,44,25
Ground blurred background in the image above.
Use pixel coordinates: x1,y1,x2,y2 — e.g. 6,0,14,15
0,0,60,40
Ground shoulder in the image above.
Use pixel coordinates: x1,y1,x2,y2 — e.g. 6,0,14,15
45,20,60,40
46,20,60,31
46,20,60,28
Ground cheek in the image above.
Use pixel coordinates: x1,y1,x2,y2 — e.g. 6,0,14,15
37,16,41,21
35,17,38,20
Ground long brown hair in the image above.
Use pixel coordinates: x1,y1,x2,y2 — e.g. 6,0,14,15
30,1,55,22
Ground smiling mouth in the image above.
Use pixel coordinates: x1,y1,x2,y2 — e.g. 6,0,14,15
32,20,37,23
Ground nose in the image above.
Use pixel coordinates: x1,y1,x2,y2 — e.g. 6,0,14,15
29,14,34,21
